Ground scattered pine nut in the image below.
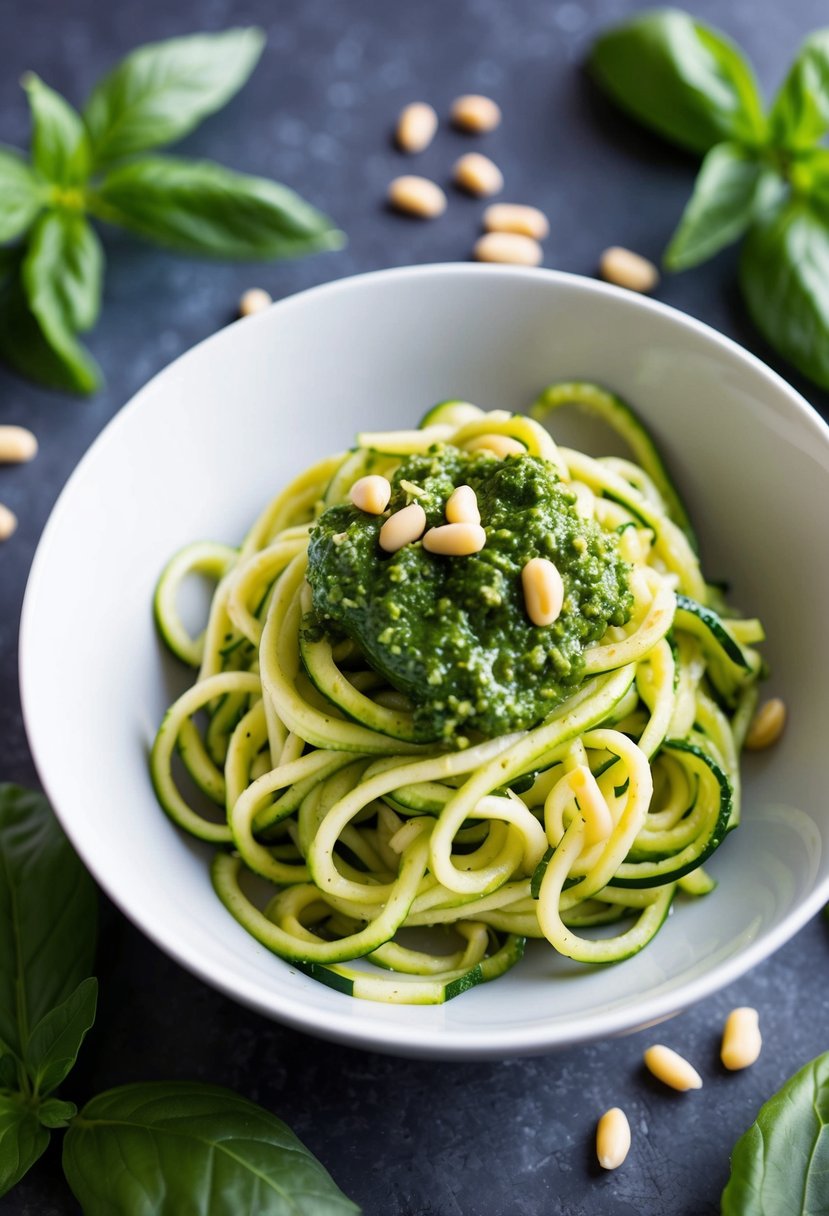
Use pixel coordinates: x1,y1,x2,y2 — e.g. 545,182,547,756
445,485,480,525
454,152,504,197
483,203,549,240
350,475,392,515
396,102,439,153
379,502,427,552
522,557,565,628
599,247,659,294
465,433,526,457
473,232,543,266
744,698,786,750
451,94,502,133
644,1044,702,1092
238,288,272,317
0,425,38,464
596,1107,631,1170
388,175,447,219
0,502,18,541
422,522,486,555
721,1007,762,1071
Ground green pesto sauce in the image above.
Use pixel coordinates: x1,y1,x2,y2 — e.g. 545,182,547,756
306,447,632,743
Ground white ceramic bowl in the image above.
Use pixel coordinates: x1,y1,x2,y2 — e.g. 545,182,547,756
21,265,829,1059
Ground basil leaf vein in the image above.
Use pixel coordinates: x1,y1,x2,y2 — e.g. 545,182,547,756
24,977,97,1097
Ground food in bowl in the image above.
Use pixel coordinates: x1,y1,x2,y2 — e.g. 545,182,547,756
150,384,766,1004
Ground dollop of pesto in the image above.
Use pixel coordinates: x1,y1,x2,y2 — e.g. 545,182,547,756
306,447,632,742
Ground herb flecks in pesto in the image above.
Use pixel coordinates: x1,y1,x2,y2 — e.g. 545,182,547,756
306,447,632,742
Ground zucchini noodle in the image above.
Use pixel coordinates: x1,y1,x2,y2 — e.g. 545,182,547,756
151,386,765,1005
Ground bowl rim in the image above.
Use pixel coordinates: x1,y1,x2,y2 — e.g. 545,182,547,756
20,262,829,1058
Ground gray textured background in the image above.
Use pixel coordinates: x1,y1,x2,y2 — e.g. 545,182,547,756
1,1,828,1213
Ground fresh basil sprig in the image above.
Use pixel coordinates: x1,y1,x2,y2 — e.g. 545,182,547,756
590,9,829,390
0,785,359,1213
721,1051,829,1214
0,29,343,395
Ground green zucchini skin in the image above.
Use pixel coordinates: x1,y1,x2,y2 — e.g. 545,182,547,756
531,380,698,549
295,933,526,1005
610,741,733,888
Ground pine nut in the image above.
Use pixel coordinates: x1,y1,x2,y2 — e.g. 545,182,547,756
454,152,503,197
238,288,272,317
445,485,480,525
396,102,438,153
483,203,549,240
744,698,786,750
422,522,486,555
388,175,447,218
644,1045,702,1091
451,94,502,133
379,502,427,552
721,1007,762,1070
596,1107,631,1170
0,426,38,463
465,433,525,457
522,557,565,627
599,247,659,294
473,232,542,266
350,474,392,514
0,502,18,541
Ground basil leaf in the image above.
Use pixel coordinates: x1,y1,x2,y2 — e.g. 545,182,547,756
0,786,97,1064
22,73,91,185
23,208,103,332
722,1051,829,1214
93,156,344,259
20,213,102,393
0,146,44,242
63,1082,361,1216
769,29,829,151
665,142,766,270
0,261,97,393
0,1093,49,1198
84,27,266,166
36,1098,77,1129
590,9,767,155
740,196,829,389
25,977,97,1097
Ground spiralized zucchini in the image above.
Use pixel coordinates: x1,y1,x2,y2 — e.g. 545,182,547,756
151,386,765,1005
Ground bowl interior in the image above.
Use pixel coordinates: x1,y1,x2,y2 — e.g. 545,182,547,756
21,266,829,1058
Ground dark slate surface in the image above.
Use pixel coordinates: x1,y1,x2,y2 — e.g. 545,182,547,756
1,1,828,1213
